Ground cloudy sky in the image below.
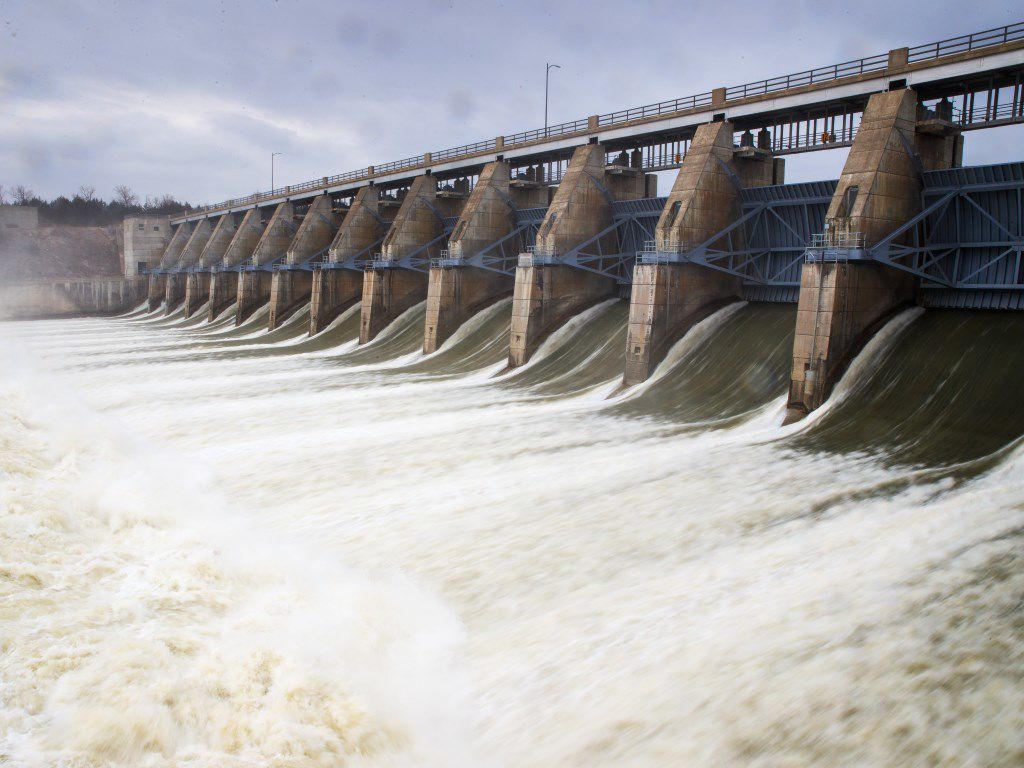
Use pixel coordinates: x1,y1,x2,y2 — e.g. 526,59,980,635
1,0,1021,205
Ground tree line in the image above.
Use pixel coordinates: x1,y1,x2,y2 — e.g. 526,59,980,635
0,184,195,227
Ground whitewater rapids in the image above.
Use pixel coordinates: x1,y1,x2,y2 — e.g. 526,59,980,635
1,302,1022,767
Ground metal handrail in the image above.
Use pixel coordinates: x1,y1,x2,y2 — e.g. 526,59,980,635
177,21,1023,219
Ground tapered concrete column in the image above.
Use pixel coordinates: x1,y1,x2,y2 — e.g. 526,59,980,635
252,202,297,266
183,272,211,317
199,213,239,268
234,202,297,326
147,274,166,312
207,271,238,321
176,218,213,268
508,143,651,367
359,176,467,343
236,271,273,325
163,272,187,314
310,187,392,335
159,221,194,269
784,89,961,422
221,208,267,268
426,162,509,352
623,120,779,385
268,195,342,329
285,194,341,265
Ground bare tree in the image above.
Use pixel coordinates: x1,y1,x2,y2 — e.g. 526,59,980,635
77,184,97,201
0,185,6,204
12,185,35,205
113,184,139,207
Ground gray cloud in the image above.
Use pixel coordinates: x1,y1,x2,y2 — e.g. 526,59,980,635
0,0,1021,203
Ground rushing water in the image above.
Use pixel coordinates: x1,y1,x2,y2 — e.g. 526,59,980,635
2,298,1023,767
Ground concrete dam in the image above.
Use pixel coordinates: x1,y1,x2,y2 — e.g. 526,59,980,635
3,21,1024,768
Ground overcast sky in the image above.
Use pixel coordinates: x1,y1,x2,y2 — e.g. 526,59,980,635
1,0,1022,204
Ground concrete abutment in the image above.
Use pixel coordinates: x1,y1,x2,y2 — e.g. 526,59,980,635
310,269,363,334
147,274,166,312
163,272,187,314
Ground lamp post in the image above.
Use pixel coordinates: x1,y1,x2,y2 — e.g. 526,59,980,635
271,152,282,191
545,63,561,137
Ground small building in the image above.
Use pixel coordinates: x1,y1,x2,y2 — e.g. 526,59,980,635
0,205,39,229
123,215,171,276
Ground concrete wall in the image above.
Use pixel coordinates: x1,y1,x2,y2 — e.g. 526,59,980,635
0,277,147,319
123,215,171,276
0,206,39,230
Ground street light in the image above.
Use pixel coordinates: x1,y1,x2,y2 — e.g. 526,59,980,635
545,63,561,137
271,152,282,191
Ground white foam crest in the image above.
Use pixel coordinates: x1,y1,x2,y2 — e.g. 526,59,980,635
498,298,618,379
423,298,511,359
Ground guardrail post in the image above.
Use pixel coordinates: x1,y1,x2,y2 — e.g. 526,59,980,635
423,152,432,165
495,136,504,151
712,87,727,106
887,47,909,71
367,165,375,178
587,115,599,131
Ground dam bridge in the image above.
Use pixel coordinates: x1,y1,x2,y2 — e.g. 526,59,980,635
129,21,1024,421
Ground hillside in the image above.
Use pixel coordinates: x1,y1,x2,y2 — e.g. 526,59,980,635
0,225,123,282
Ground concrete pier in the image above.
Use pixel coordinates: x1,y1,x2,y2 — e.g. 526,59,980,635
236,271,272,325
207,272,238,321
268,195,341,330
165,220,213,314
359,176,467,343
508,143,652,367
163,272,187,314
423,161,548,353
208,208,266,321
149,221,193,311
183,272,211,317
623,121,780,385
310,188,394,334
784,89,962,422
236,202,296,325
147,273,166,312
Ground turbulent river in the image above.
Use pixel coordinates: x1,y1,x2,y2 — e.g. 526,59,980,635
2,297,1023,767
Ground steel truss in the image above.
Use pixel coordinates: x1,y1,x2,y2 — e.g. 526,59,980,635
638,183,834,287
433,207,547,275
807,162,1024,292
366,216,460,273
519,197,667,284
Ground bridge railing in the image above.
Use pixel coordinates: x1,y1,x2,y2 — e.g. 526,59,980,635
908,21,1024,63
178,20,1024,221
725,54,889,101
